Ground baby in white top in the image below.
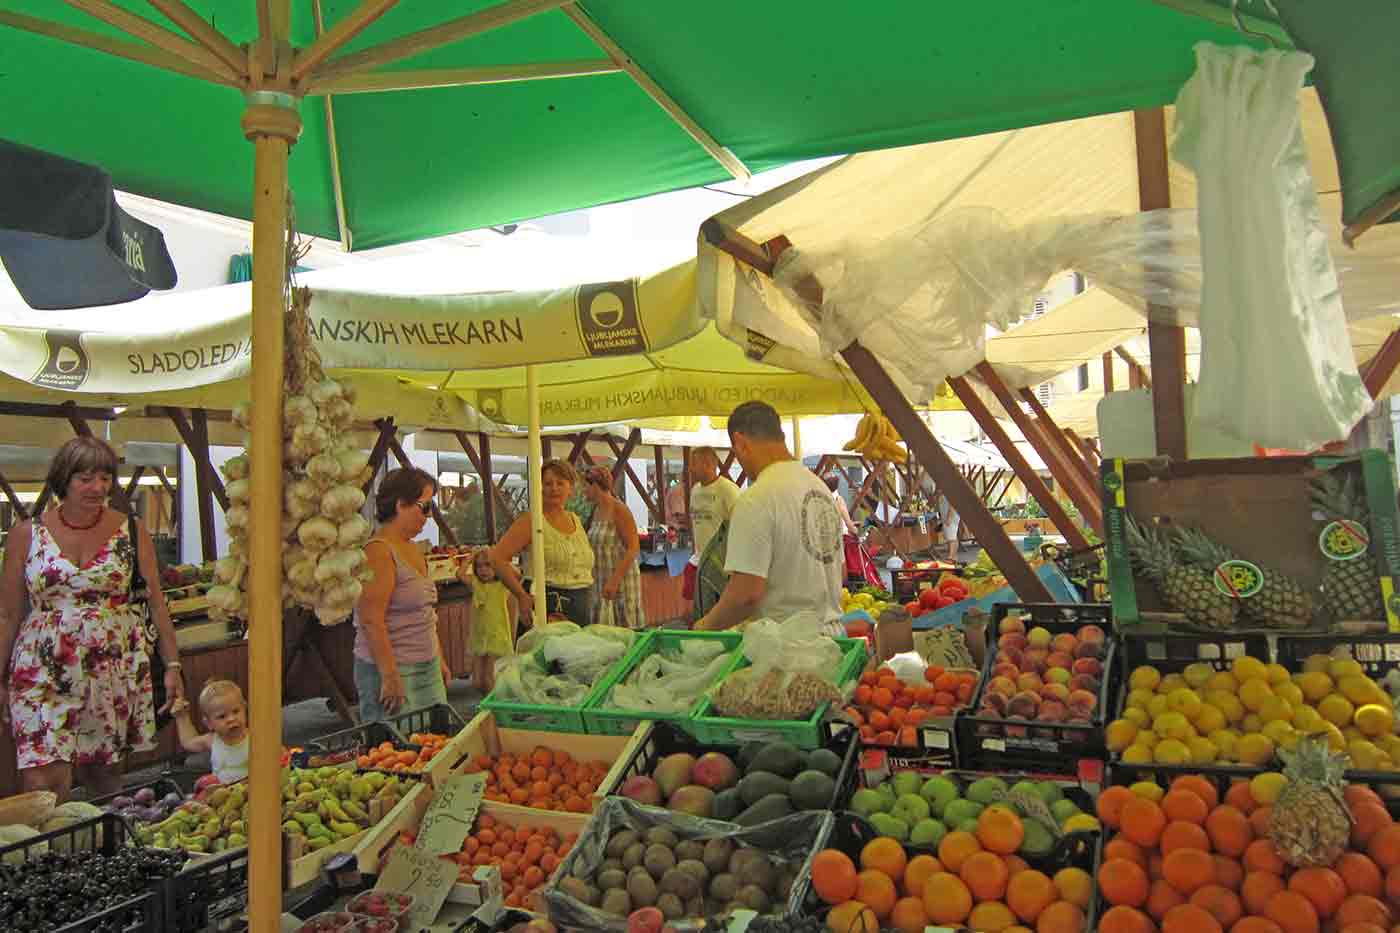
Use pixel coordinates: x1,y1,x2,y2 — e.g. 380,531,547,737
171,678,249,784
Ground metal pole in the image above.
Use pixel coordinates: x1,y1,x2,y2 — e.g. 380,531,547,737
791,416,802,459
526,365,547,626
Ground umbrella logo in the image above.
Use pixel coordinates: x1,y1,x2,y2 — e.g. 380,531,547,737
32,330,90,389
576,280,646,357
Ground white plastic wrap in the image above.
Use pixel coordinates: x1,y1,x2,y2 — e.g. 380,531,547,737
710,613,847,721
490,623,637,706
1172,42,1371,449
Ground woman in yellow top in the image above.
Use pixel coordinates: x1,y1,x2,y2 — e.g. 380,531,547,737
466,549,515,694
488,459,595,628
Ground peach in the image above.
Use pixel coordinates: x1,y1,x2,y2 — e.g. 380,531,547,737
992,662,1020,681
1037,699,1068,723
1022,646,1050,665
1007,691,1041,719
997,646,1023,667
1066,689,1097,717
1076,624,1106,644
1026,626,1053,648
1070,674,1101,694
981,692,1009,716
1016,672,1044,692
1073,640,1103,660
999,616,1026,635
1071,657,1103,677
988,676,1017,697
1045,667,1072,686
1019,656,1048,676
1046,651,1074,671
998,632,1028,652
1051,633,1078,656
1039,682,1070,702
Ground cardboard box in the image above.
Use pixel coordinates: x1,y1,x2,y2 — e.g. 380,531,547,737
874,615,913,660
1102,451,1400,632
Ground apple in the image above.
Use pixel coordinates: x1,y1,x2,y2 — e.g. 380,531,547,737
999,616,1026,635
1046,651,1074,671
1039,682,1070,702
992,662,1020,681
1072,657,1103,677
1051,633,1078,655
1016,672,1044,692
998,632,1029,652
1026,626,1053,648
1045,667,1071,686
988,676,1017,697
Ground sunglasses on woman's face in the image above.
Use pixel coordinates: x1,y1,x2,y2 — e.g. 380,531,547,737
413,499,433,515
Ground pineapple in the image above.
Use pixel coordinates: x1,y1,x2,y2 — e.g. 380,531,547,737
1269,733,1353,867
1310,470,1384,621
1172,526,1315,628
1124,516,1238,630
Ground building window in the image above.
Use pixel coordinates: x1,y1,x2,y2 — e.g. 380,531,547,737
1077,363,1090,392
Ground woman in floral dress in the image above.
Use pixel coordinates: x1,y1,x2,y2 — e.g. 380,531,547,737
0,437,185,799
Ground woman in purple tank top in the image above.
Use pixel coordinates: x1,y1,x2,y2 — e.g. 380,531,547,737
353,468,451,722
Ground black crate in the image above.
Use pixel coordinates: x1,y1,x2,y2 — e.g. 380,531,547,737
296,720,416,768
51,892,161,933
604,721,861,813
387,702,467,740
1107,631,1273,783
163,847,249,933
956,603,1116,773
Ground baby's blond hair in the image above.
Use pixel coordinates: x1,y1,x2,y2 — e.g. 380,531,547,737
199,679,245,712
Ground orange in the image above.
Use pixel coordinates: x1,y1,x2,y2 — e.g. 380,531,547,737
1334,895,1394,930
1213,856,1244,892
978,806,1027,855
1171,774,1221,809
1290,866,1348,918
1163,847,1217,896
1052,867,1093,908
1191,884,1243,928
1099,858,1150,907
1249,805,1274,838
938,830,982,872
1100,905,1156,933
1206,805,1254,857
1346,784,1385,809
860,837,907,883
855,869,897,921
1146,878,1186,920
1004,854,1031,876
1162,903,1223,933
1231,920,1284,933
1371,826,1400,871
827,900,879,933
1225,781,1260,814
811,849,860,904
1105,837,1148,868
1098,786,1136,829
1121,798,1168,848
1385,863,1400,906
921,872,972,925
1335,852,1384,898
1335,924,1387,933
903,854,942,899
1242,838,1287,875
888,896,927,933
1035,900,1086,933
961,850,1010,901
1006,869,1058,923
968,901,1019,932
1161,821,1211,855
1163,789,1211,825
1353,803,1395,849
1264,890,1321,933
1242,870,1287,914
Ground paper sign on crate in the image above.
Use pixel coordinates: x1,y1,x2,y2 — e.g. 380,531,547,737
414,773,486,856
375,843,458,929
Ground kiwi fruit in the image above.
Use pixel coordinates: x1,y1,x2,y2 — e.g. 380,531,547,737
600,888,632,916
558,876,598,906
674,840,705,863
709,872,739,903
657,893,684,920
644,826,679,848
702,839,734,875
737,884,770,912
730,850,774,892
686,895,706,918
676,859,709,885
596,868,627,892
606,830,640,858
659,867,701,901
644,844,676,878
621,842,646,871
600,858,624,875
627,869,658,907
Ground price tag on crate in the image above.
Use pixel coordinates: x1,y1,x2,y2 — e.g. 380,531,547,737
415,773,486,856
375,843,458,929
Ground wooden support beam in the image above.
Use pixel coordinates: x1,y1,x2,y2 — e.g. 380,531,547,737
719,450,738,480
144,0,248,76
449,430,509,539
363,420,396,495
385,435,457,546
307,60,618,94
291,0,400,81
1019,387,1099,501
31,483,54,520
163,407,230,510
1135,106,1187,460
123,466,147,504
541,436,553,462
62,402,94,438
0,469,28,519
681,447,692,527
0,400,117,420
983,469,1007,504
990,472,1015,510
948,375,1093,553
0,10,236,85
565,432,591,466
190,409,217,562
1361,329,1400,399
1115,346,1151,389
152,466,178,527
1065,428,1101,473
653,444,665,527
60,0,241,79
605,432,662,523
1102,352,1115,393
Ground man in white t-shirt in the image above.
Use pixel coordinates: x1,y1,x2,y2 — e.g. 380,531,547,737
683,446,741,603
696,401,844,635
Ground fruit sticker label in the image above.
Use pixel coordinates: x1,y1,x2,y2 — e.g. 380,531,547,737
415,772,487,856
1320,519,1371,562
375,844,458,929
1212,560,1264,599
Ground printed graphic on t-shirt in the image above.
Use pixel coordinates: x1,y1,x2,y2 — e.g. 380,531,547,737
800,489,841,566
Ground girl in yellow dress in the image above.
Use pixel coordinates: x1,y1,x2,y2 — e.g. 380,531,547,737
467,550,515,694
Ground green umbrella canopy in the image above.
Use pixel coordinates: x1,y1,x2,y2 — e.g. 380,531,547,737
4,1,1262,252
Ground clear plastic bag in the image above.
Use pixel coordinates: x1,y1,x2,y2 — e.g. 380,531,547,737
710,613,847,720
490,624,636,705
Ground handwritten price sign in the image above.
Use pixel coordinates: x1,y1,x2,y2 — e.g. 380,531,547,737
375,843,457,929
416,773,487,856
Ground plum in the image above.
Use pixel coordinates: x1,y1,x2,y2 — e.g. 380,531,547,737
133,787,156,805
112,795,135,810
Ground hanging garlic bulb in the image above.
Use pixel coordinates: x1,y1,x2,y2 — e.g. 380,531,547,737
305,452,341,488
338,514,371,548
297,516,338,552
221,455,249,482
231,402,252,430
321,484,365,522
226,479,250,504
284,394,317,427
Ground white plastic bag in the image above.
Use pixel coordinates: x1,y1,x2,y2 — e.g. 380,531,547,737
710,613,846,720
1172,42,1371,449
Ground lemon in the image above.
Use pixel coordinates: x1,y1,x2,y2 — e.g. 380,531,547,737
1129,666,1163,692
1130,781,1165,802
1261,720,1298,750
1258,696,1294,724
1378,734,1400,761
1355,703,1395,738
1233,656,1268,683
1340,675,1385,707
1183,663,1215,689
1239,678,1275,712
1126,688,1156,711
1154,738,1192,764
1168,688,1203,718
1206,691,1245,724
1348,739,1385,770
1135,730,1160,751
1147,694,1171,720
1207,671,1239,693
1298,671,1335,703
1274,682,1305,710
1122,743,1154,765
1159,674,1189,696
1210,729,1240,761
1106,719,1139,752
1236,733,1276,766
1318,694,1356,727
1344,726,1365,743
1302,653,1333,674
1292,705,1325,733
1242,713,1264,734
1322,722,1347,753
1249,772,1287,805
1191,704,1227,735
1063,813,1101,833
1330,658,1365,681
1154,711,1196,741
1123,707,1150,728
1187,736,1220,764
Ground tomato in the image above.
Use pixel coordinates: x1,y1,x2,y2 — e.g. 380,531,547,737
905,601,923,616
918,588,942,610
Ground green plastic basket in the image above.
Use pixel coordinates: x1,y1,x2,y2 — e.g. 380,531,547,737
582,630,743,736
687,636,869,748
479,630,650,733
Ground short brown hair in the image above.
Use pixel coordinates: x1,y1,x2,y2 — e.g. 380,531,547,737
47,436,120,500
540,459,577,486
727,401,785,442
375,467,437,522
584,465,613,489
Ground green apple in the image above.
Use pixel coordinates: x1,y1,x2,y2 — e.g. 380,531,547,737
919,776,960,817
910,818,947,848
1033,782,1065,805
943,799,984,827
1050,799,1081,824
892,793,931,825
851,788,888,818
869,812,910,841
1046,667,1071,685
891,771,923,798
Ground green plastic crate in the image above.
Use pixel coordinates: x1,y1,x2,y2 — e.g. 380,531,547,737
582,630,743,736
479,631,650,733
687,636,869,748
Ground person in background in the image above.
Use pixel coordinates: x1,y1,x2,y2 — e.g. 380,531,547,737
822,473,860,538
170,679,248,785
664,477,688,533
354,467,451,720
466,549,515,694
489,459,595,627
684,447,741,605
696,401,844,635
941,498,962,562
582,465,644,629
0,436,185,799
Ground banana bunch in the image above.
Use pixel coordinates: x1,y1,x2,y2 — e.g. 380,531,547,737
843,412,908,463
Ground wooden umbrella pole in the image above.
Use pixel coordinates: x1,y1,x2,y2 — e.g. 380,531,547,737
526,365,547,627
241,89,301,933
